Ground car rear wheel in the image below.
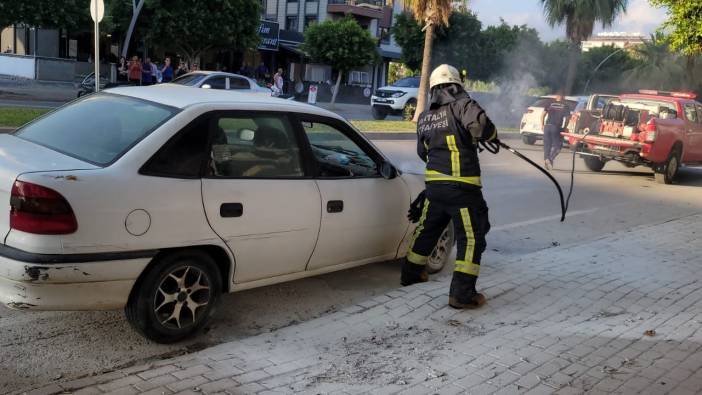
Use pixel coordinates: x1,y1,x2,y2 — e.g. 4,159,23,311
654,149,680,185
583,155,606,172
403,99,417,121
522,135,536,145
372,107,387,120
125,250,222,343
426,224,455,274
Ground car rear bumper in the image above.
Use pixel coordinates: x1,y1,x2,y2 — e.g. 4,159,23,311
563,132,662,163
0,246,154,310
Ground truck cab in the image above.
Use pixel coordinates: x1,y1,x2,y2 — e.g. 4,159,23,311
563,90,702,184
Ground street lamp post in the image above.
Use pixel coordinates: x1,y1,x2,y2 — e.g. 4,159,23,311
583,44,631,94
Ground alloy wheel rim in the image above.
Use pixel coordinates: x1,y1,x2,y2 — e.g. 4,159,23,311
153,266,211,330
428,228,451,269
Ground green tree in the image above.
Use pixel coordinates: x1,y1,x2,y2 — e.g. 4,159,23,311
627,32,686,91
650,0,702,88
111,0,260,63
392,12,425,71
577,45,639,93
0,0,90,30
301,17,378,107
540,0,629,94
404,0,453,121
433,11,483,78
108,0,147,59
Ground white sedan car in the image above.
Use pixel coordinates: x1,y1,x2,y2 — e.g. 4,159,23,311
0,86,452,342
170,71,273,95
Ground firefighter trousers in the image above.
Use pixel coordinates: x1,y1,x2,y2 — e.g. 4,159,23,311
407,183,490,277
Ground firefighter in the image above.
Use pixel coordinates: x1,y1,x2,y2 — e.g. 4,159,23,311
541,95,571,170
401,64,497,309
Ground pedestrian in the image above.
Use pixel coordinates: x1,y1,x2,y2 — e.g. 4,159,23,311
128,56,142,85
541,94,571,170
160,57,174,82
117,56,128,82
142,57,153,85
272,68,284,96
255,61,269,81
175,60,189,78
151,59,161,83
191,63,199,72
402,64,497,310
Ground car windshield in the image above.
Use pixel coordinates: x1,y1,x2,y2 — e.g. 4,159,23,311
172,73,208,86
14,94,178,166
391,77,420,88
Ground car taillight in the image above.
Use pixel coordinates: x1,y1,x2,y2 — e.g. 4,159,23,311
644,119,657,142
10,181,77,235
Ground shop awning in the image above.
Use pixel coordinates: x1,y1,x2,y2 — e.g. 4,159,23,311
280,44,308,58
378,48,401,60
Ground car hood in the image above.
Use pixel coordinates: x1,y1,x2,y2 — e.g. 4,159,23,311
376,86,418,94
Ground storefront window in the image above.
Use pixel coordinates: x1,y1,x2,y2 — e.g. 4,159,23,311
304,16,318,28
286,16,299,31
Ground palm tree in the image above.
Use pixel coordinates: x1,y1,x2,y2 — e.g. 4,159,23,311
540,0,628,94
627,32,685,91
405,0,453,121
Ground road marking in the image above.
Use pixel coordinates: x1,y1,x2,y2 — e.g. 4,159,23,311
492,208,599,231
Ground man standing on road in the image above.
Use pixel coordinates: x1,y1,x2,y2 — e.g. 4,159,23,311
401,64,497,310
541,95,571,170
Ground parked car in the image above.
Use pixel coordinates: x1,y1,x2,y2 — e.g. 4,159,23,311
76,72,130,98
563,90,702,184
0,85,453,342
519,95,585,145
370,77,420,120
170,71,274,96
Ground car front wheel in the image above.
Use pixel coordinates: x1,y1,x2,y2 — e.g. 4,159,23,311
372,107,387,120
426,224,455,274
583,155,606,172
125,250,222,343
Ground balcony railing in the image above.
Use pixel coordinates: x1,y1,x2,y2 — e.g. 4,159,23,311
328,0,386,8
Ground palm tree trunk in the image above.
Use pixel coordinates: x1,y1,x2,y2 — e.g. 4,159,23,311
413,22,435,122
331,71,342,109
564,43,580,95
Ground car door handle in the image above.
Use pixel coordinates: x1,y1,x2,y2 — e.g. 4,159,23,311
220,203,243,218
327,200,344,213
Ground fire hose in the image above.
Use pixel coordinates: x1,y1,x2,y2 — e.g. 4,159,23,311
479,137,580,223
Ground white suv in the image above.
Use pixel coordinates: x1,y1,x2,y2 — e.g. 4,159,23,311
370,77,419,120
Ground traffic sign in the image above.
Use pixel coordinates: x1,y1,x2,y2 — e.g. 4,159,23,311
90,0,105,22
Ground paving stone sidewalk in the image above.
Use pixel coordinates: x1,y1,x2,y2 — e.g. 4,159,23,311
39,214,702,395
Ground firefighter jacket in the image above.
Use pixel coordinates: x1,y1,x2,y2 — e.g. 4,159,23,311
417,87,497,188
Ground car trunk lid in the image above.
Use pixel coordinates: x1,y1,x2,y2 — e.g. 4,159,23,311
0,134,98,244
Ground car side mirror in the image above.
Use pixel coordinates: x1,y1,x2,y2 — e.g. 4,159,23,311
380,161,397,180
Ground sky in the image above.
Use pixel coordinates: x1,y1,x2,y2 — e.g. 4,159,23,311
469,0,668,42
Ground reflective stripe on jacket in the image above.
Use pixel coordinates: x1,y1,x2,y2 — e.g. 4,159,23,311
417,88,497,187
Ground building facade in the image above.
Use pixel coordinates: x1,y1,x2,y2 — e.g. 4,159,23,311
582,32,647,52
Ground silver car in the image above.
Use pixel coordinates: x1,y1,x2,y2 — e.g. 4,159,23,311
170,71,274,96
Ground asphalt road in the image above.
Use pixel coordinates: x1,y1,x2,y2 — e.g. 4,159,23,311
1,139,701,393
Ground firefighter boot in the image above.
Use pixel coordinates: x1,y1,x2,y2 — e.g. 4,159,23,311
400,259,429,286
448,272,486,309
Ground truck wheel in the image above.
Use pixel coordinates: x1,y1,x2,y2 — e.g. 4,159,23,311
372,107,387,120
426,224,455,274
654,150,680,185
522,135,536,145
403,99,417,121
125,250,222,343
583,156,605,172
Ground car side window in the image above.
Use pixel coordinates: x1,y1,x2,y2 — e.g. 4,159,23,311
230,77,250,90
301,120,379,178
141,119,209,178
205,76,227,90
208,114,304,178
684,103,699,123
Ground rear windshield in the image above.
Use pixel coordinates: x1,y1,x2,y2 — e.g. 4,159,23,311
391,77,420,88
620,98,677,116
530,98,578,110
15,94,177,166
172,73,207,86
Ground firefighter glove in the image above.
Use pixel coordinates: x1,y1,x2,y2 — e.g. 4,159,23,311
408,190,426,223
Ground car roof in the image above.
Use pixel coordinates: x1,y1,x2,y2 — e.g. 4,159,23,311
104,85,344,119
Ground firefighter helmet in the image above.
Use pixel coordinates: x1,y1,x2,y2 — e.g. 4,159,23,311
429,64,462,89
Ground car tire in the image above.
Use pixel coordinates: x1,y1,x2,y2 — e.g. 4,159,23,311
522,135,536,145
372,107,387,120
583,156,606,172
403,99,417,121
426,224,455,274
125,250,222,343
654,149,681,185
